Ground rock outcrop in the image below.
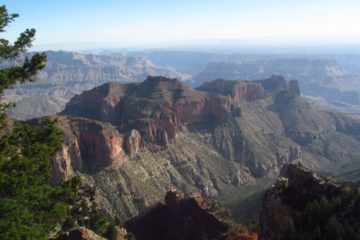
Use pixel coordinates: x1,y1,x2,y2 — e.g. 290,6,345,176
259,163,348,240
124,190,258,240
125,129,142,157
32,116,128,183
197,79,268,105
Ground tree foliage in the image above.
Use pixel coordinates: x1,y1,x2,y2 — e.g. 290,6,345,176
278,183,360,240
0,5,109,239
0,5,46,95
0,120,67,239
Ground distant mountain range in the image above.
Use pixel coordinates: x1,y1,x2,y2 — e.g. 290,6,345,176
129,51,360,105
1,51,190,119
3,50,360,119
193,59,360,104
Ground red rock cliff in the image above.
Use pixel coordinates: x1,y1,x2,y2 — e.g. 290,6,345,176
61,76,260,147
36,116,128,182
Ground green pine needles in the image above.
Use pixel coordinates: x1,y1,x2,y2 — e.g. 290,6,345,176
0,5,108,239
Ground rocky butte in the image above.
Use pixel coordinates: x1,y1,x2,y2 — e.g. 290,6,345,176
47,75,360,222
61,76,241,146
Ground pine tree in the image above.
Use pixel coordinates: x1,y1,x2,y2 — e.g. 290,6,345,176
0,5,46,129
0,5,46,94
324,216,345,240
0,6,110,239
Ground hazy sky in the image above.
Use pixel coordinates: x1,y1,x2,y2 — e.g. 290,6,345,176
3,0,360,50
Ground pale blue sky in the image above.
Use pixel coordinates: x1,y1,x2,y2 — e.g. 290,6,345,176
3,0,360,50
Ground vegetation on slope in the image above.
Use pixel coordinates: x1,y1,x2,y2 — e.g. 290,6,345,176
279,182,360,240
261,163,360,240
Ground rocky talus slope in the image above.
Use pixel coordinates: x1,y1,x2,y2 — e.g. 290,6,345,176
48,75,360,221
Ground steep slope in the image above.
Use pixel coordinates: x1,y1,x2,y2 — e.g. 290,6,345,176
54,76,360,222
1,51,190,119
193,59,360,104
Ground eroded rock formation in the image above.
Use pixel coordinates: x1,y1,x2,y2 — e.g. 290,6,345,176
61,76,270,147
47,76,360,222
125,129,142,157
32,116,128,182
